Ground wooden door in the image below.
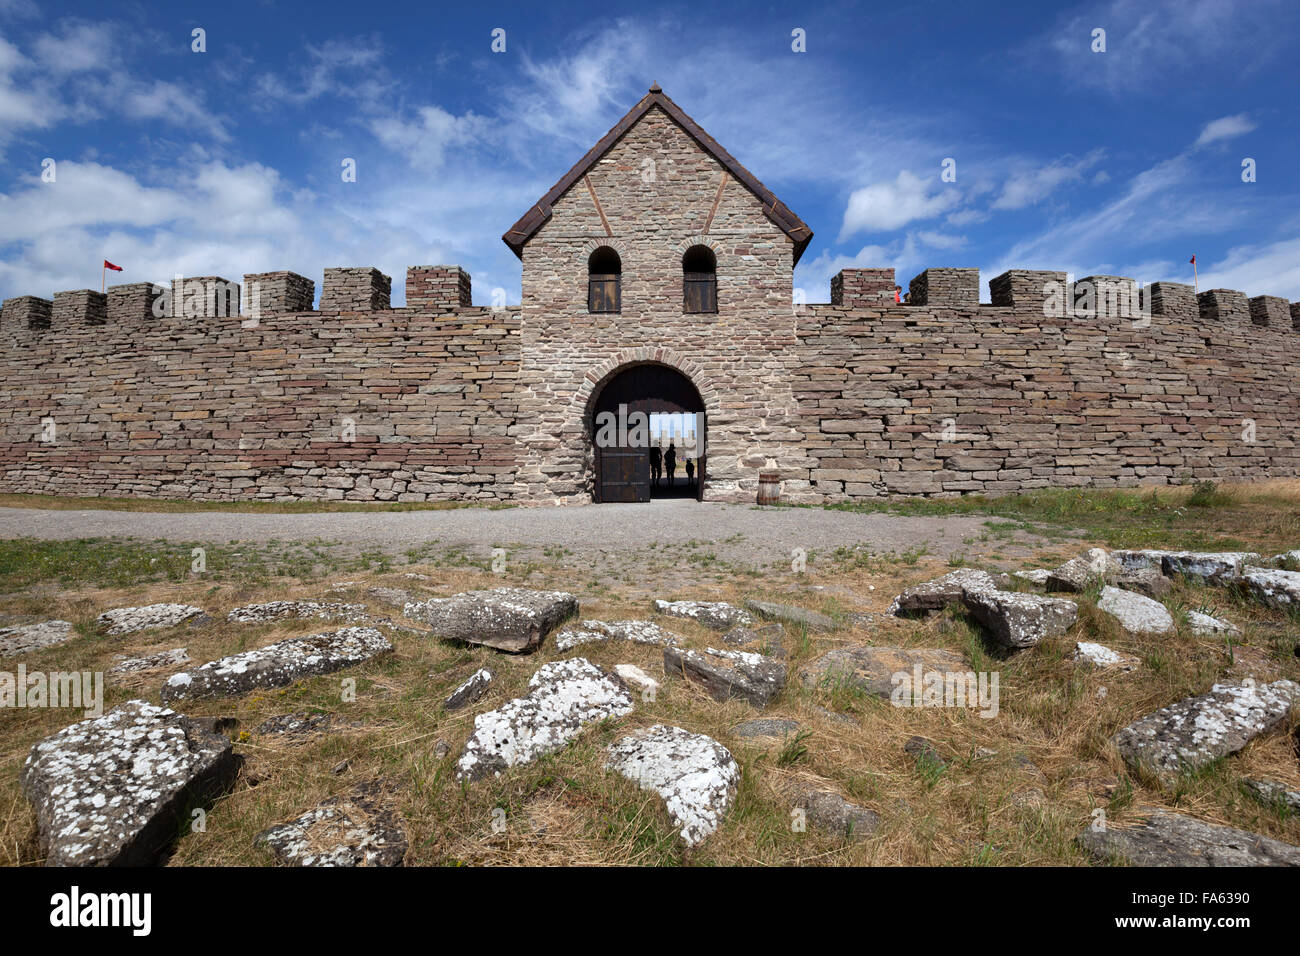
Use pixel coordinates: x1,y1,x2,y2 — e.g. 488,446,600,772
596,445,649,503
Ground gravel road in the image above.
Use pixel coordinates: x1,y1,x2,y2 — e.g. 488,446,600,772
0,500,1055,569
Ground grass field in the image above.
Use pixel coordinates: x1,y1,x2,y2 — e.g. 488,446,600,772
1,480,1297,866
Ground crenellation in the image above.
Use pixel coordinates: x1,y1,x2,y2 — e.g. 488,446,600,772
1074,275,1138,317
1197,288,1249,324
2,295,53,330
243,271,315,316
52,289,108,326
321,267,391,311
406,265,472,311
989,270,1066,311
107,283,162,325
908,268,978,307
832,268,895,308
1248,295,1289,327
1291,302,1300,331
1149,281,1197,320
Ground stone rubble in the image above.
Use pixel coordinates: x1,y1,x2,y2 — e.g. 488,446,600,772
1113,679,1300,783
1072,641,1139,670
257,711,342,739
1046,548,1114,593
367,586,419,606
554,619,680,652
404,587,577,653
794,789,880,841
162,626,393,702
733,717,800,739
605,724,739,847
0,619,74,657
256,780,408,867
613,664,661,695
1096,586,1174,635
653,599,753,630
889,568,1007,615
1241,566,1300,609
21,699,238,866
456,657,634,781
108,647,191,675
1243,778,1300,810
97,604,207,636
662,644,786,708
1078,809,1300,866
444,668,494,711
1117,566,1172,598
1161,551,1260,585
960,587,1078,649
721,622,786,657
1186,610,1240,636
1013,569,1052,586
743,599,835,633
227,601,370,624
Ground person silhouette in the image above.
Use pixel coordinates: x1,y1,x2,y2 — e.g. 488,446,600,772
664,442,677,488
649,445,662,486
685,457,695,488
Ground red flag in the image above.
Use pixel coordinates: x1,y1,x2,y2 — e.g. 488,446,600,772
104,259,123,271
1189,254,1196,265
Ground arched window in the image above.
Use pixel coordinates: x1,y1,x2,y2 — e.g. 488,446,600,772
588,247,621,313
682,245,717,313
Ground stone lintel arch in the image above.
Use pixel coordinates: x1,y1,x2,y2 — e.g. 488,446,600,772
576,348,718,429
673,235,723,259
579,237,629,264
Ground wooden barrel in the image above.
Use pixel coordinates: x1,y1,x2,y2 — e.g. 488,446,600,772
757,471,780,506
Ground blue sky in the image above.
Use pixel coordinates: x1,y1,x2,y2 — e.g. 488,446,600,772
1,0,1297,306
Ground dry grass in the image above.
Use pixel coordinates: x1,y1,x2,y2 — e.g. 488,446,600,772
2,481,1299,866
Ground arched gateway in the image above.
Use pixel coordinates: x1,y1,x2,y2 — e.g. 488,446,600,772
587,362,705,503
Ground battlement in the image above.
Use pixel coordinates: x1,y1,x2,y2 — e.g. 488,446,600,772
828,266,1293,323
407,265,472,311
908,268,978,307
1,263,483,330
831,268,895,307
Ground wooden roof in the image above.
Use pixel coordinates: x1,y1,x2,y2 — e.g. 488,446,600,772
502,84,814,265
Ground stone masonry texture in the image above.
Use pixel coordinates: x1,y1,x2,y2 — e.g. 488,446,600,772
1,96,1298,505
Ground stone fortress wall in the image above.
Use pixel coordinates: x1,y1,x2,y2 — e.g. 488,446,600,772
0,267,520,502
2,261,1298,505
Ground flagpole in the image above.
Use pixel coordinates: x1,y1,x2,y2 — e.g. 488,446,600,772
1192,258,1198,293
101,261,105,293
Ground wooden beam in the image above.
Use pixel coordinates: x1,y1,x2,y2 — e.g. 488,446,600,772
583,174,613,237
703,171,729,234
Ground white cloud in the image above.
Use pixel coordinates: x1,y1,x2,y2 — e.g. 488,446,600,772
992,149,1105,210
254,36,392,106
120,79,230,141
839,171,960,238
368,106,494,172
914,231,968,250
32,20,115,73
1196,237,1300,299
1036,0,1291,94
1194,113,1257,148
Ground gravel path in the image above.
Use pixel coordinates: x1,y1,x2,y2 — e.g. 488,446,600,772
0,501,1057,569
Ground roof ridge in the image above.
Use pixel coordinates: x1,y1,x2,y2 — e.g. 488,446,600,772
502,86,813,265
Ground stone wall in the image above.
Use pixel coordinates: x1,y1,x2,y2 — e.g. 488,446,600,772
790,286,1300,500
2,262,1298,504
513,103,811,504
0,294,520,502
